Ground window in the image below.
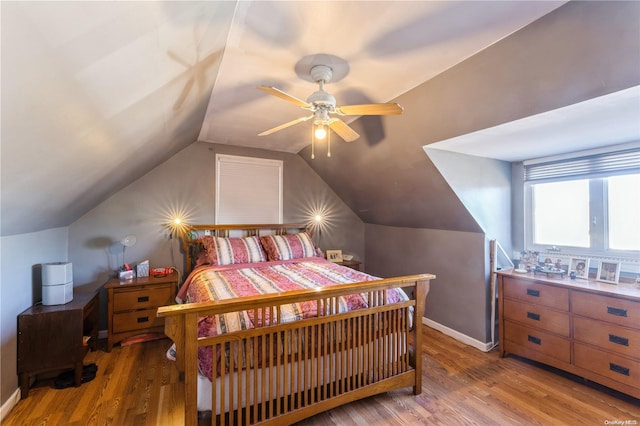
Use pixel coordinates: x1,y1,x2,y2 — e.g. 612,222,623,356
524,146,640,257
216,154,283,224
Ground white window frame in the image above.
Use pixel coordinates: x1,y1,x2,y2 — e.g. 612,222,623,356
215,154,283,224
524,143,640,259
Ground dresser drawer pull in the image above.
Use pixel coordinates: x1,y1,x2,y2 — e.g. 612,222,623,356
137,296,149,303
609,362,630,376
137,316,149,323
526,312,540,321
527,335,541,345
607,306,628,317
608,334,629,346
526,289,540,297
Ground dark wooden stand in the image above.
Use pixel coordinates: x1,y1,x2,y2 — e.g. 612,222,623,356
338,259,362,271
17,290,99,398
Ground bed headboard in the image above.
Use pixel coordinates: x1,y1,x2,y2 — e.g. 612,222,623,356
180,223,311,277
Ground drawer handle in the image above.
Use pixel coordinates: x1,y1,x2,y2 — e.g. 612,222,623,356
527,335,541,345
526,289,540,297
526,312,541,321
609,362,630,376
607,306,627,317
137,296,149,303
608,334,629,346
137,316,149,323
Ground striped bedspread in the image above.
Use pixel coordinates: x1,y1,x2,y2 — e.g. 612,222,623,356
177,258,410,380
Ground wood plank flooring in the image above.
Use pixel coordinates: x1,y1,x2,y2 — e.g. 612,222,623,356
3,326,638,425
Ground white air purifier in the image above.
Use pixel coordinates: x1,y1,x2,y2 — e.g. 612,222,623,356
42,262,73,305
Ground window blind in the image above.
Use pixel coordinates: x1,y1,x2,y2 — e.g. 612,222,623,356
524,147,640,182
216,154,283,224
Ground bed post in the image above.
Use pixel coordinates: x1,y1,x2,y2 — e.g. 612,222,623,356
413,278,429,395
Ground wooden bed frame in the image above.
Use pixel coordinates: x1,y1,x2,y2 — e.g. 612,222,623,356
157,224,434,425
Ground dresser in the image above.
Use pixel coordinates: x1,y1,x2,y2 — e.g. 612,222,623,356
105,272,178,351
498,271,640,398
17,290,99,398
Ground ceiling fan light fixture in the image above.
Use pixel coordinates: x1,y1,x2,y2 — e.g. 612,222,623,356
314,124,327,140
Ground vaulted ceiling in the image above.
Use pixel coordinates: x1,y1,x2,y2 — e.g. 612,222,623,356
4,1,638,237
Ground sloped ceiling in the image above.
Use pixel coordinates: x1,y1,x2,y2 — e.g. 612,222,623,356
1,1,575,236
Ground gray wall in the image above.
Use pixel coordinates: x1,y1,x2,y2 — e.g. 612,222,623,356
1,227,69,406
68,142,365,330
365,225,487,341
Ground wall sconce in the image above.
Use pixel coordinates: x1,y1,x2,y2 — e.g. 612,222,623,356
166,217,188,239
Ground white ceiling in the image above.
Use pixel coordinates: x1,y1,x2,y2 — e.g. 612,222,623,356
1,1,576,235
426,85,640,162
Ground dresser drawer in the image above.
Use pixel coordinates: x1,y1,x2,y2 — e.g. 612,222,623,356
113,286,173,312
503,299,570,337
574,342,640,389
572,291,640,329
573,316,640,359
504,320,570,363
503,278,568,311
112,308,165,333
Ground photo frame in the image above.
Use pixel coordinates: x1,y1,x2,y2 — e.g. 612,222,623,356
326,249,343,263
569,257,590,279
597,261,621,284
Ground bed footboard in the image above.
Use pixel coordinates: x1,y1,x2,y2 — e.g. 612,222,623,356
158,274,433,425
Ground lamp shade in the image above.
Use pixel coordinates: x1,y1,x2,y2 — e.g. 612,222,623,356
120,235,137,247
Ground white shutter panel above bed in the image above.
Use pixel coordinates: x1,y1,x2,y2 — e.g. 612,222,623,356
215,154,283,224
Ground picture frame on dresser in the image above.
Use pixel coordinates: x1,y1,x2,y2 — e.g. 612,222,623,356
597,260,620,284
569,257,590,279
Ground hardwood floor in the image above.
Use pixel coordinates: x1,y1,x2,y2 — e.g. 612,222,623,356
4,326,639,425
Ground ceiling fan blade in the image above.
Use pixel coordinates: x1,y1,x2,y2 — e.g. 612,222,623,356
335,103,404,116
258,115,313,136
257,86,310,108
329,119,360,142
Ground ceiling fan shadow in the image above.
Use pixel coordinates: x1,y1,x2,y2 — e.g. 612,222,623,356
358,116,386,147
364,2,509,58
337,88,387,146
168,48,223,111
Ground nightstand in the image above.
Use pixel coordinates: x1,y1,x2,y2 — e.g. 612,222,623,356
105,271,178,351
17,290,99,398
338,260,362,271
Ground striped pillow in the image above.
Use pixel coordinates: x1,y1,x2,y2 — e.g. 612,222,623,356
201,236,267,266
260,232,319,261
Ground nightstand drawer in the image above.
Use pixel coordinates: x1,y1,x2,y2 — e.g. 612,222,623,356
503,278,568,311
113,286,173,312
113,308,164,333
503,299,570,337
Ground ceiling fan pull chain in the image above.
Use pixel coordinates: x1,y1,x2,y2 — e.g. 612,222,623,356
327,129,331,158
311,125,315,159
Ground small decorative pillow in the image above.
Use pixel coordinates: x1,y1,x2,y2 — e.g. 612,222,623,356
260,232,319,261
201,236,267,266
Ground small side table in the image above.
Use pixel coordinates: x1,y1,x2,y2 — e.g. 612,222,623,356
105,272,178,351
338,260,362,271
17,290,99,398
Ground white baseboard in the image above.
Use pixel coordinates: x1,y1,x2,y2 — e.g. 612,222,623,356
422,317,495,352
0,387,21,422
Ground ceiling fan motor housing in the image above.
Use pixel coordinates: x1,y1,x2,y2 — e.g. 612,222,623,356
307,90,336,108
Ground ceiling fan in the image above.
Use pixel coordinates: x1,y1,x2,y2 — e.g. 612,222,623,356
257,65,403,155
